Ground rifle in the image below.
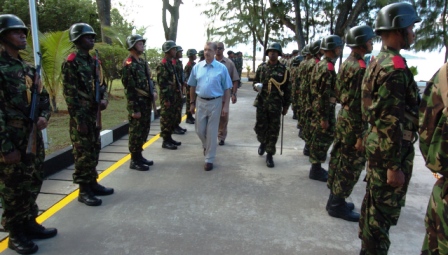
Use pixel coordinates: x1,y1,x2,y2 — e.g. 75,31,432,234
94,49,102,129
171,60,184,100
143,52,157,114
26,52,43,155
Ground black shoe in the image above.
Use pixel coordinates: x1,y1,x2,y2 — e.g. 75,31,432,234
328,195,360,222
258,143,266,156
140,157,154,166
309,164,328,182
266,153,274,168
8,231,38,254
186,117,195,124
130,160,150,171
177,125,187,132
219,140,225,146
169,137,182,146
173,127,185,134
292,114,297,120
326,193,333,211
90,182,114,196
24,220,57,240
326,193,354,211
303,144,310,156
162,141,177,150
78,184,102,206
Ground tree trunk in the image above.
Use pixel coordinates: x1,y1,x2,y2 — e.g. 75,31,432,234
162,0,182,41
252,30,256,72
96,0,112,44
51,95,58,113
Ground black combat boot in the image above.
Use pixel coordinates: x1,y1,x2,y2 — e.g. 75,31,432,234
130,153,150,171
258,143,266,156
266,153,274,168
326,193,333,211
24,219,57,239
138,152,154,166
303,144,310,156
169,135,182,146
309,163,328,182
78,184,102,206
162,140,177,150
327,195,360,222
292,113,297,120
186,113,195,124
173,126,185,134
90,180,114,195
8,228,38,254
178,125,187,132
326,193,354,211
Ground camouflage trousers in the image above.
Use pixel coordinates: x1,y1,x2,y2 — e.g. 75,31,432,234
299,108,314,142
185,85,191,115
254,96,282,155
308,112,335,164
421,177,448,255
0,125,44,231
174,89,184,126
328,139,366,197
128,98,152,154
160,97,176,140
359,144,414,254
69,117,100,184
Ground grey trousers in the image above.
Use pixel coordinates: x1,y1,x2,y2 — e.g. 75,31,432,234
195,97,222,163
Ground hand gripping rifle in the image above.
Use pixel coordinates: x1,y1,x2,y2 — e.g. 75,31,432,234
143,52,157,113
94,49,102,129
26,52,43,155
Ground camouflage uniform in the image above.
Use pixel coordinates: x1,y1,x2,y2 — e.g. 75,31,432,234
299,57,320,141
62,50,107,184
419,64,448,255
184,60,196,115
308,56,337,164
121,55,152,155
327,52,367,197
0,51,50,231
359,46,419,254
156,57,177,140
234,56,243,86
173,59,184,126
253,62,291,155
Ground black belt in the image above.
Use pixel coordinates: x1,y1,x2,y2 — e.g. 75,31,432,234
199,96,221,101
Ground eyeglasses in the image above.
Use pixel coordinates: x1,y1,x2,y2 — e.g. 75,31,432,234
217,47,224,50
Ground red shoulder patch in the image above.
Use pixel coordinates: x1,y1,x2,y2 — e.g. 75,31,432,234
161,58,167,64
358,59,366,69
315,58,320,63
327,62,334,71
67,53,76,61
187,62,192,66
392,55,406,69
125,57,132,66
172,59,177,65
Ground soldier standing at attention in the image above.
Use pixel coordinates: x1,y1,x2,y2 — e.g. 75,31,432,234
308,35,343,182
173,46,187,135
122,34,157,171
0,14,57,254
235,51,243,88
184,49,197,124
326,25,375,222
289,51,304,121
359,3,421,254
294,45,311,129
253,42,291,168
62,23,114,207
156,41,181,150
198,50,205,62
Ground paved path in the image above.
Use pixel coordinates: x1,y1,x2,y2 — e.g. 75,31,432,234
0,82,434,254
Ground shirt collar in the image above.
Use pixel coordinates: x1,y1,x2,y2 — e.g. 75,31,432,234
201,58,217,67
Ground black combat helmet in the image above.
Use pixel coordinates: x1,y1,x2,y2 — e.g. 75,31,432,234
0,14,28,36
301,45,310,55
187,49,197,57
176,46,183,52
69,23,96,42
375,2,421,34
320,35,343,51
162,40,177,53
265,42,282,55
309,40,322,55
198,50,204,58
346,25,375,47
126,34,146,50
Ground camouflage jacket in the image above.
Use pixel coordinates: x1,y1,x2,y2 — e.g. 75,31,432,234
301,57,320,110
361,45,420,171
0,51,51,155
175,59,184,83
184,60,196,82
335,52,368,138
253,61,291,109
310,56,337,121
234,57,243,76
121,55,151,114
156,57,177,102
62,50,107,125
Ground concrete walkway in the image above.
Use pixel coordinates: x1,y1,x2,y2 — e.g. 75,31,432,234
0,83,433,255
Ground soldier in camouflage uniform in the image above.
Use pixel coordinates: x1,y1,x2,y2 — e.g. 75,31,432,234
308,35,343,182
156,41,181,150
0,14,57,254
62,23,114,207
326,26,375,222
294,45,311,128
289,51,304,121
184,49,197,124
253,42,291,168
358,3,421,254
198,50,205,62
173,46,187,135
234,51,243,88
419,63,448,255
122,34,157,171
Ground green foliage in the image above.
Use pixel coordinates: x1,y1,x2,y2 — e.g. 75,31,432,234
93,43,129,91
145,48,164,72
409,66,418,76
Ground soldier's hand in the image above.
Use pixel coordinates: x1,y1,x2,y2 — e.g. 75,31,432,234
190,104,195,115
320,120,329,130
100,100,108,111
354,138,364,152
36,117,48,131
387,169,405,187
164,101,171,108
132,112,141,119
282,107,288,115
77,122,88,135
2,149,21,164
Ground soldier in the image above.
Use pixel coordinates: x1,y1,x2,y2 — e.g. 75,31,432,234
198,50,205,62
235,51,243,88
326,25,375,222
173,46,187,135
308,35,343,182
419,63,448,255
253,42,291,168
0,14,57,254
122,34,157,171
62,23,114,207
156,41,181,150
294,45,311,127
227,50,235,60
289,51,305,121
359,3,421,254
184,49,197,124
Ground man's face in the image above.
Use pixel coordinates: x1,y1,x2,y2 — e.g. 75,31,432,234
176,50,183,59
3,29,27,50
268,50,279,62
334,46,342,57
168,47,177,58
77,34,95,51
365,39,373,54
216,43,224,57
204,44,216,62
134,40,145,54
190,54,197,61
405,24,415,48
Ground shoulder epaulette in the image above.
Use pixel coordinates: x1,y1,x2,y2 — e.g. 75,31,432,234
172,59,177,65
315,58,320,63
327,62,334,71
358,59,366,69
67,53,76,62
187,62,192,66
161,58,167,64
392,55,405,69
125,57,132,66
